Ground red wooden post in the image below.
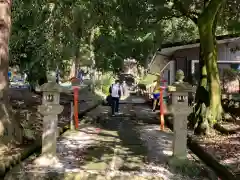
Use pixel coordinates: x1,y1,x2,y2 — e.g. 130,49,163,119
73,86,79,129
160,87,164,130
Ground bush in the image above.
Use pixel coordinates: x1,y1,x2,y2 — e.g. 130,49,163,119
139,74,157,85
95,72,115,95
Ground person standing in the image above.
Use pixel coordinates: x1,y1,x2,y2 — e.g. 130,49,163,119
122,80,127,97
77,68,84,84
8,70,12,81
56,68,60,84
152,79,161,112
109,80,122,116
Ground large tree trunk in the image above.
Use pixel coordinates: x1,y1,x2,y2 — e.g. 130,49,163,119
188,0,224,135
188,44,211,134
89,28,97,92
199,24,222,121
0,0,23,143
74,47,80,77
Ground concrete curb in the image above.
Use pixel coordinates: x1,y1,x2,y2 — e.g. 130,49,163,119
0,102,100,178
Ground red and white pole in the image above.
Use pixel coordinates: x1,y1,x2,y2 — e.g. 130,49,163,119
160,87,164,130
73,86,79,130
160,79,167,131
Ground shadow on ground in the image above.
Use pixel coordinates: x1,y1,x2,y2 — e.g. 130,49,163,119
2,88,105,180
4,95,213,180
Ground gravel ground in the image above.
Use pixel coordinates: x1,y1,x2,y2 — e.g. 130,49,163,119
99,100,216,180
4,95,217,180
137,125,215,180
22,127,98,173
4,105,107,180
132,104,217,180
192,128,240,173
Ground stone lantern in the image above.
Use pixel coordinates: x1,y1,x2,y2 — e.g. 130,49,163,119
38,71,64,156
168,69,196,110
168,69,195,160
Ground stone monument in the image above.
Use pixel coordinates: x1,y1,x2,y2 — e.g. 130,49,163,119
168,69,195,161
35,71,63,165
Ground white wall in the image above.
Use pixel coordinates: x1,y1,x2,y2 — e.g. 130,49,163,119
148,54,169,73
148,53,175,85
174,39,240,62
149,38,240,85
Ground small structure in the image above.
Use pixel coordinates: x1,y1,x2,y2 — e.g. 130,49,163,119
168,70,195,160
147,34,240,89
38,71,64,157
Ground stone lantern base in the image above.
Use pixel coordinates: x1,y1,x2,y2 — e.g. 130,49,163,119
168,156,190,167
33,154,60,166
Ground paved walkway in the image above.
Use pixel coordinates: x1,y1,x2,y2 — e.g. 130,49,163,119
4,96,215,180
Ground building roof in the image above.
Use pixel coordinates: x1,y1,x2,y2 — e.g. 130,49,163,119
147,33,240,74
158,33,240,51
157,33,240,56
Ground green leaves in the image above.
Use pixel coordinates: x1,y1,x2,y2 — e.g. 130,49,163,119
223,68,240,83
13,0,238,77
8,0,174,75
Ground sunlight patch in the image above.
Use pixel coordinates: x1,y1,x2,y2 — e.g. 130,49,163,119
162,150,173,156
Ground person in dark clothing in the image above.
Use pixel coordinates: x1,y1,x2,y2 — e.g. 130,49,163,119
109,80,122,116
56,68,60,84
111,97,120,116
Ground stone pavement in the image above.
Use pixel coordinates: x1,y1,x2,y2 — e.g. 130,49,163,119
4,96,214,180
4,104,159,180
133,104,217,180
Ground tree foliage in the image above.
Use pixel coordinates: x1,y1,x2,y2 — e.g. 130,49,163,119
10,0,204,79
0,0,238,141
8,1,142,75
9,1,240,106
222,68,240,93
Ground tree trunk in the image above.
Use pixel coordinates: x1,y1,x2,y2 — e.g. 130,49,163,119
0,1,23,143
188,0,224,135
200,24,222,120
69,46,80,79
188,44,211,134
74,48,80,77
89,28,97,92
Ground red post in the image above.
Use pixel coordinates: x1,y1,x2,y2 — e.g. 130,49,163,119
73,87,79,129
160,87,164,130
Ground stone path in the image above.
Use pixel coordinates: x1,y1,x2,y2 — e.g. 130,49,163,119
133,105,217,180
4,96,215,180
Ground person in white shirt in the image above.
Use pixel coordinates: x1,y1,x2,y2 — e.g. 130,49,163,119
109,80,122,116
122,80,127,96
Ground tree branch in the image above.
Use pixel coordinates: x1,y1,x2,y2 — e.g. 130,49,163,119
150,13,183,25
204,0,210,8
212,2,225,34
173,0,198,24
200,0,226,23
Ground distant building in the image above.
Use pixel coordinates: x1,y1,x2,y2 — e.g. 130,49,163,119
123,58,137,74
147,34,240,92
